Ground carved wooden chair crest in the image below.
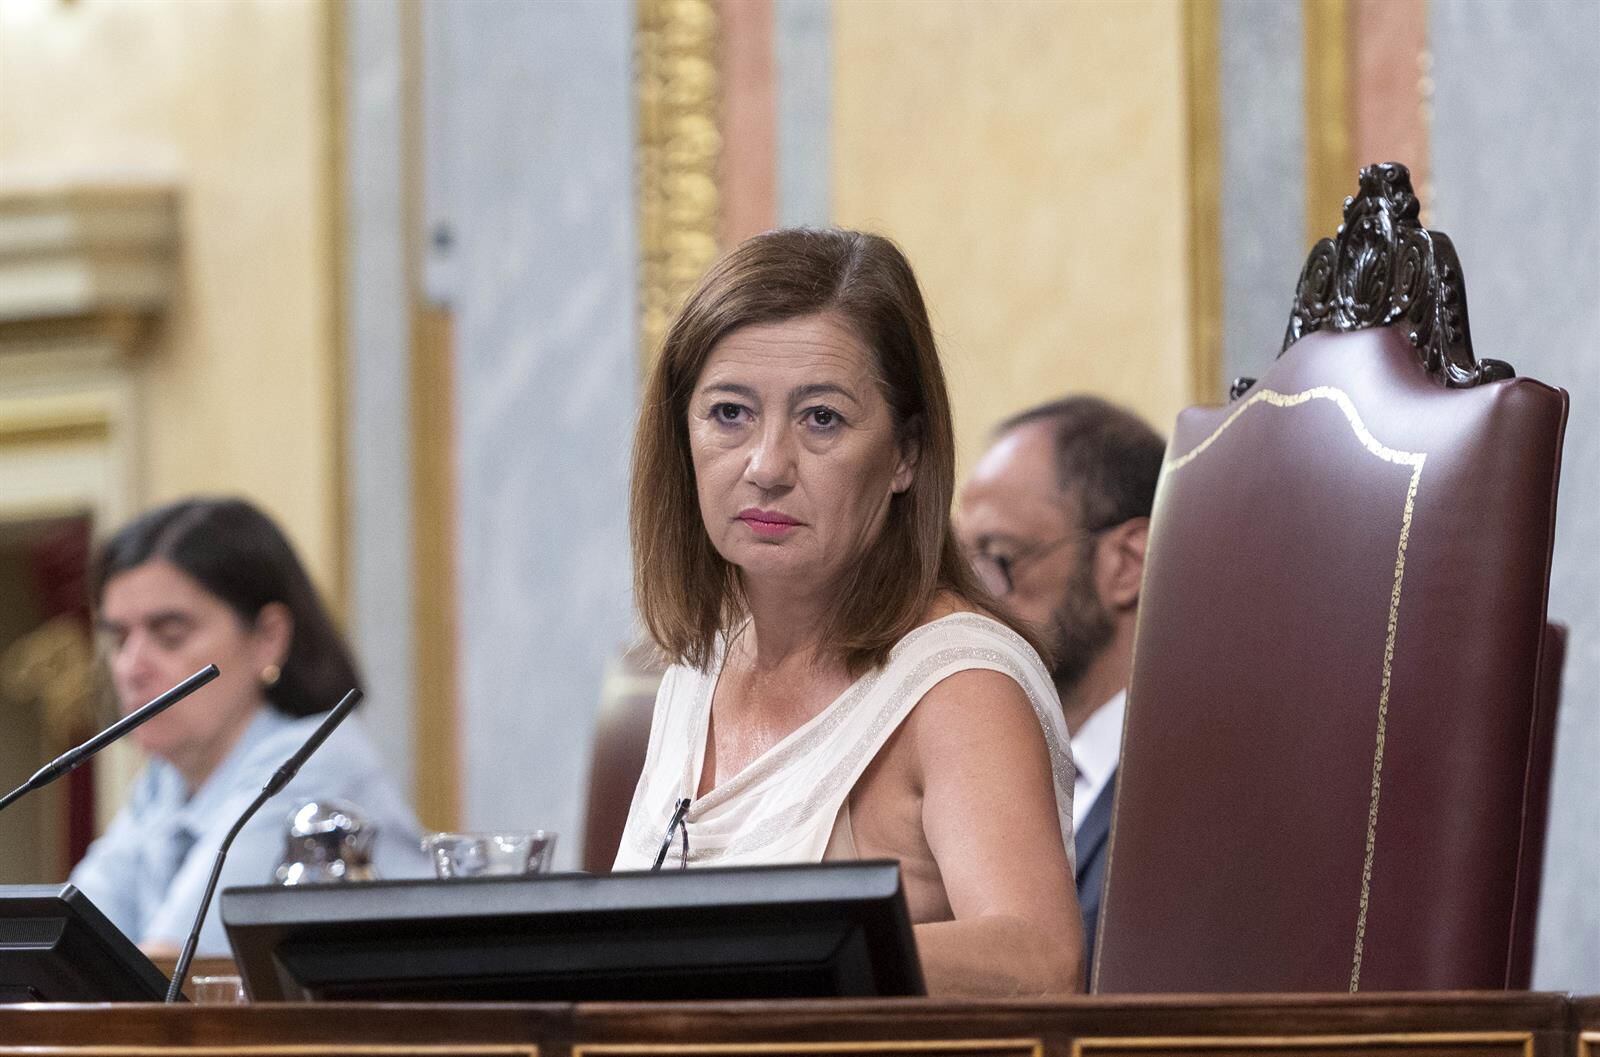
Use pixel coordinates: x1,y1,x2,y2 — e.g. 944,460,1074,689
1234,162,1511,399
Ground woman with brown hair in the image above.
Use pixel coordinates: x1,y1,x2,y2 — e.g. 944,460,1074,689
614,228,1083,995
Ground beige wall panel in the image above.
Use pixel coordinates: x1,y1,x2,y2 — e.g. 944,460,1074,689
833,0,1193,472
0,0,339,591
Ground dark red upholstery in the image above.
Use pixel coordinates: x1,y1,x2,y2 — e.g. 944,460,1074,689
580,644,663,874
1094,326,1568,992
1507,620,1565,987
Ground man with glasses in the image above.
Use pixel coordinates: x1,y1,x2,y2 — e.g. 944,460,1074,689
957,396,1164,970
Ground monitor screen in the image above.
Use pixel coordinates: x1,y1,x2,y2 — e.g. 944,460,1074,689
0,885,171,1003
223,860,924,1001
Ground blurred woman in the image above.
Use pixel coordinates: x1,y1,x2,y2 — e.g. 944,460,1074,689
70,498,428,955
615,229,1084,995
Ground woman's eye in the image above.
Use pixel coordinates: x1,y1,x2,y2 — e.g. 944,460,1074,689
154,629,188,651
805,407,840,430
709,403,747,425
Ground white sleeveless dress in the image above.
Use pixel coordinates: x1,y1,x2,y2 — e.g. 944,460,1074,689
612,612,1076,871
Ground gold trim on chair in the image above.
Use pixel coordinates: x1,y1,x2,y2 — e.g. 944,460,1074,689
1160,385,1427,992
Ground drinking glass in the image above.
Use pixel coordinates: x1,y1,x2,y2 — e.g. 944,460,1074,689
191,974,246,1004
423,831,557,878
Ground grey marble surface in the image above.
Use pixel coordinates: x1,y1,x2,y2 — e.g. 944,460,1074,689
344,0,415,799
1219,0,1304,400
1431,0,1600,991
776,0,832,228
439,0,637,868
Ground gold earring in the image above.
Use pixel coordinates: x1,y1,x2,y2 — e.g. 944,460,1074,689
260,664,281,687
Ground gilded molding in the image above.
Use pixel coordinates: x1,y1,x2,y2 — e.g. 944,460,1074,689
0,614,95,746
1304,0,1353,248
1416,41,1434,225
1184,0,1223,403
0,392,115,449
323,0,352,622
1075,1033,1534,1057
636,0,722,368
0,183,178,325
576,1042,1042,1057
1162,385,1427,992
0,1047,537,1057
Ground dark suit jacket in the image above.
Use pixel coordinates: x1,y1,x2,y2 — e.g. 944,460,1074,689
1074,769,1115,985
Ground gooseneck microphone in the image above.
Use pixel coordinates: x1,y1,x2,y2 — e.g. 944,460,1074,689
0,664,220,816
165,688,363,1003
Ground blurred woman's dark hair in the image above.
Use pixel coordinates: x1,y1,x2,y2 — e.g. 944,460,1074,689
91,497,362,717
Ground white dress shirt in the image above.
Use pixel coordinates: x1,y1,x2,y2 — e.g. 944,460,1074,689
1070,688,1126,832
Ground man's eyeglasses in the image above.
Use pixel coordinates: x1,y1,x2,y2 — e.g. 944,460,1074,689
651,797,691,870
970,524,1115,597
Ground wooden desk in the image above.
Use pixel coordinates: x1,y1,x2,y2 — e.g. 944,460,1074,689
1574,998,1600,1057
0,993,1583,1057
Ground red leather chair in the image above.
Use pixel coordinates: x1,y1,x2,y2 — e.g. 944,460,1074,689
1094,164,1569,992
580,642,663,873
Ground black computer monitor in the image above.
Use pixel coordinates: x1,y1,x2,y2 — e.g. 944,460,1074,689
0,884,171,1002
223,860,924,1001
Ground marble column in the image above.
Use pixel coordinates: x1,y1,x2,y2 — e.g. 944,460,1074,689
775,0,832,227
1218,0,1304,391
435,0,638,866
343,0,416,798
1430,0,1600,992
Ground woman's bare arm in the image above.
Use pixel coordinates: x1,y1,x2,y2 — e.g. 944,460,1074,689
910,667,1084,996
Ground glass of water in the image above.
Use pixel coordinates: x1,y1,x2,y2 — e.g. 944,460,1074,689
422,831,557,878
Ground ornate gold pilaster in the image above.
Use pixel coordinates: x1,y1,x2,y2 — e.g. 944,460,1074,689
1304,0,1353,246
323,0,352,622
636,0,722,369
1184,0,1223,404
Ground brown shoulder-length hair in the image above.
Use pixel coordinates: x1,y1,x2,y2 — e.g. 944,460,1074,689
631,227,1042,674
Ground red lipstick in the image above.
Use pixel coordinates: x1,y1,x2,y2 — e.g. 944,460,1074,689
737,508,801,539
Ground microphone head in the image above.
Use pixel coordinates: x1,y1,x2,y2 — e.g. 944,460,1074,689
261,688,364,798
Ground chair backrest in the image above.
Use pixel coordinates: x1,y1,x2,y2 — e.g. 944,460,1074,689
1511,619,1565,987
1094,164,1569,993
580,643,663,874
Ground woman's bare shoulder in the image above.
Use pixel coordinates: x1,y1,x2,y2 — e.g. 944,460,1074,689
908,666,1051,790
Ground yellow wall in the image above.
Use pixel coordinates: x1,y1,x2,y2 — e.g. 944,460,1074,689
0,0,342,596
833,0,1194,474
